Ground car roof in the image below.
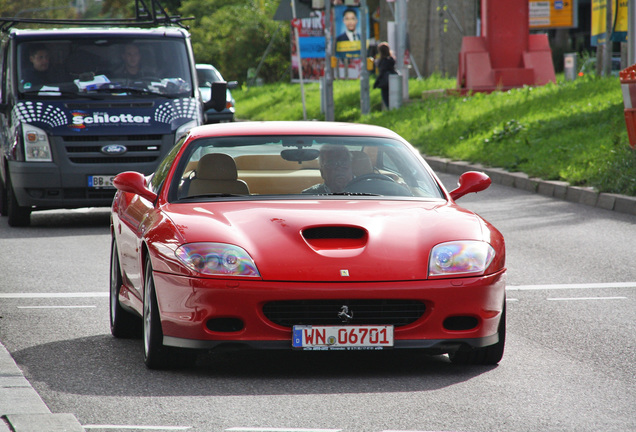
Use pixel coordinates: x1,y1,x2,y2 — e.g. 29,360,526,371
8,27,188,39
188,121,406,140
196,64,218,70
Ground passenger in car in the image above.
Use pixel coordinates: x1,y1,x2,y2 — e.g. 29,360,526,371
111,43,156,83
302,144,353,194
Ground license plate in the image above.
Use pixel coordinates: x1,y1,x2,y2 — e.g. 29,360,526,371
88,175,115,188
292,325,394,350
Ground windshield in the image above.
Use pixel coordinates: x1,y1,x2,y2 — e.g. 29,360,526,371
17,37,193,98
169,135,444,201
196,67,223,86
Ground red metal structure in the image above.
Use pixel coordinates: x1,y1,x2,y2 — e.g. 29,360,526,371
457,0,556,93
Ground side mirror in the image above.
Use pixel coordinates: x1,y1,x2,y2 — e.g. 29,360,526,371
113,171,157,203
227,80,238,90
203,81,228,112
449,171,491,201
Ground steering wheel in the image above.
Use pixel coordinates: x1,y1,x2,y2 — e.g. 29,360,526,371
344,173,413,196
346,173,396,187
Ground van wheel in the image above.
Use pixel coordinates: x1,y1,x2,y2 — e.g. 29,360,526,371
7,174,31,227
0,174,7,217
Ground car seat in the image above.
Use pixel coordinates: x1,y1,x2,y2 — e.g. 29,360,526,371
188,153,249,196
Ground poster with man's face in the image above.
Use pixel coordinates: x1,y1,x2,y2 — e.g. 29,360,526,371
335,6,366,58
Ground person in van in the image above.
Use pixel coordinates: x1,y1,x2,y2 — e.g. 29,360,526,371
21,44,65,89
112,43,157,83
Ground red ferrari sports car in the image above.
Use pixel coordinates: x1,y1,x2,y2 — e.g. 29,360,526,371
110,121,506,369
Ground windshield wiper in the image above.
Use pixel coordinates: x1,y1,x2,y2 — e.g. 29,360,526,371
328,192,381,196
95,86,166,96
21,89,84,98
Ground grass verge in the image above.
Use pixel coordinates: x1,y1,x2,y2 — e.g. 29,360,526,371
233,75,636,196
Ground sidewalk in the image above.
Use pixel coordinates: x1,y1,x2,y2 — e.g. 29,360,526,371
0,342,84,432
426,156,636,216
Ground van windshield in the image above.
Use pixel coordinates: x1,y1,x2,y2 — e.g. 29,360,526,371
17,37,193,98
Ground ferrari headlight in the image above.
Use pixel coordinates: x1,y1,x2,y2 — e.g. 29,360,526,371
429,241,495,277
22,124,52,162
175,242,260,277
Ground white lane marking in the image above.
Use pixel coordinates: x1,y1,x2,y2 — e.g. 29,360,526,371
507,282,636,291
83,426,191,431
547,297,628,301
0,292,108,298
226,429,342,432
17,305,97,309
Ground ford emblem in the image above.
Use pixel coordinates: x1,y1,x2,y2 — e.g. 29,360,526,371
101,144,127,155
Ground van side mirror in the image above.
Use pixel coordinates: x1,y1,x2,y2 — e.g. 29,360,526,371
203,81,228,112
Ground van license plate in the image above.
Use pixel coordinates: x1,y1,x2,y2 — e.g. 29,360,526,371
292,325,394,350
88,175,115,188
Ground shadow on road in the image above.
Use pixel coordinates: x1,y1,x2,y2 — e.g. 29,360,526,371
13,334,497,397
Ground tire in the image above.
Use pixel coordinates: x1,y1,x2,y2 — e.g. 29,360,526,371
142,257,198,369
143,257,172,369
110,238,141,338
449,304,506,365
6,174,31,227
0,174,7,217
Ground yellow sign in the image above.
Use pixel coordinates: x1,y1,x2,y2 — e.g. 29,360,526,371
591,0,628,45
529,0,575,29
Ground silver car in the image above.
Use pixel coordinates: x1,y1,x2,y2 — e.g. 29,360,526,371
196,63,238,123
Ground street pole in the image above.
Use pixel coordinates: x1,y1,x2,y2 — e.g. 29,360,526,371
360,0,370,115
603,0,612,77
291,0,307,120
324,0,334,121
629,0,635,65
395,0,408,101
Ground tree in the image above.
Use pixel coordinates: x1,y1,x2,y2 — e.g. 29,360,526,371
179,0,290,84
0,0,76,19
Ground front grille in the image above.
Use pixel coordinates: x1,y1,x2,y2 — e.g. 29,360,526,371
58,135,165,164
262,299,426,327
63,135,163,142
69,156,157,164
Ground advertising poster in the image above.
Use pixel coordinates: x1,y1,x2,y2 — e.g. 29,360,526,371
335,5,369,59
591,0,628,46
291,11,325,82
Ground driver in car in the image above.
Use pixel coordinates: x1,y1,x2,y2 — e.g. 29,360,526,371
302,144,353,194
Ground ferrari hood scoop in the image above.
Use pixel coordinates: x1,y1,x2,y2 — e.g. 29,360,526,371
302,226,368,257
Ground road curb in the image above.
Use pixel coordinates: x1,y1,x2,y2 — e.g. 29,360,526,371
0,342,84,431
426,156,636,216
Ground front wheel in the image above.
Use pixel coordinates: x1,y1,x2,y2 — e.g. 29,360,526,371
0,174,7,216
142,257,197,369
110,238,141,338
143,257,171,369
449,304,506,365
6,174,30,227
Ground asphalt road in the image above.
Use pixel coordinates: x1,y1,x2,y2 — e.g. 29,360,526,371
0,172,634,432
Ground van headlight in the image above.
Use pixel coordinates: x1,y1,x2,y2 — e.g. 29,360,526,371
23,124,52,162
